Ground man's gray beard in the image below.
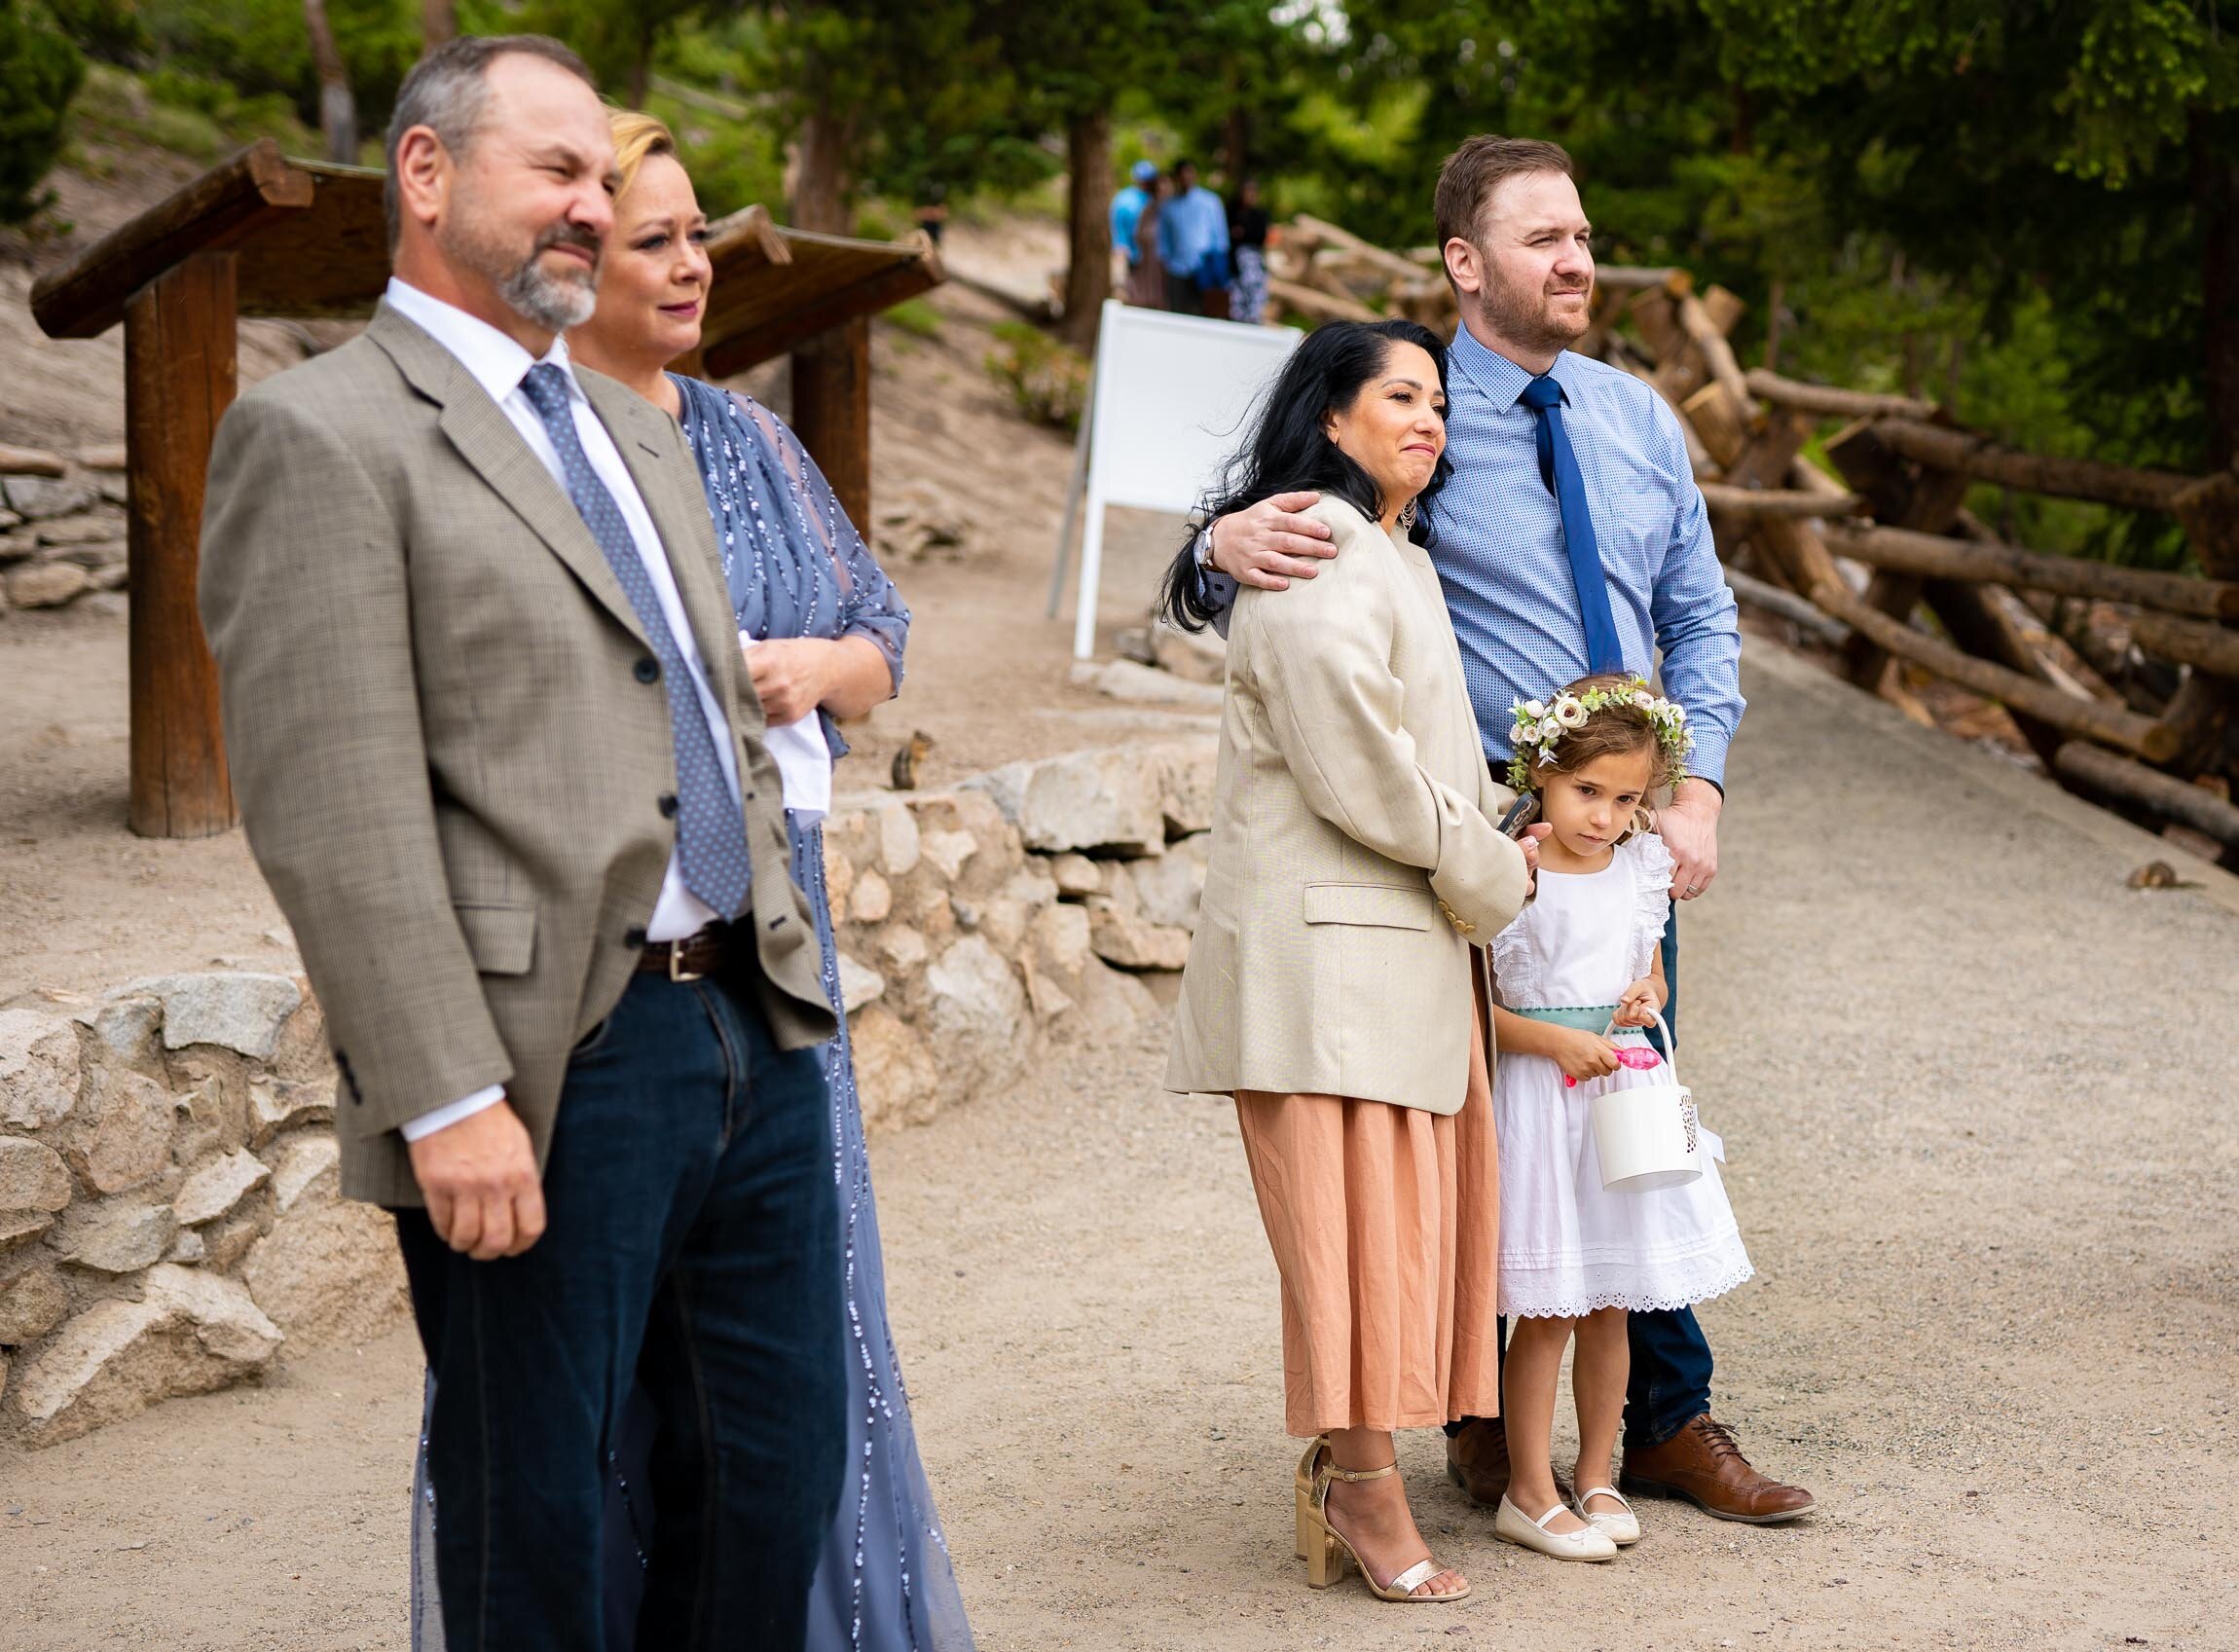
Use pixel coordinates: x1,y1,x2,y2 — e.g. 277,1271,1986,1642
499,255,597,333
1473,271,1592,358
440,211,599,333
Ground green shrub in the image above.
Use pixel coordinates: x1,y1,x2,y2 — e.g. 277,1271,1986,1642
984,320,1086,434
882,297,943,341
0,1,87,224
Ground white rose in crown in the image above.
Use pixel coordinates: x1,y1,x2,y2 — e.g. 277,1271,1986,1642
1539,716,1563,743
1522,699,1547,720
1554,696,1590,729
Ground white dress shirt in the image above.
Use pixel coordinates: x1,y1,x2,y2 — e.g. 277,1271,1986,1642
385,278,742,1141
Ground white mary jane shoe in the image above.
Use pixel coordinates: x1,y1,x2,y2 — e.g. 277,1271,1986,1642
1572,1484,1641,1547
1492,1494,1619,1561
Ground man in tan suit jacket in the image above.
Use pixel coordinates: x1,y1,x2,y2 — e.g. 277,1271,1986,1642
198,36,842,1648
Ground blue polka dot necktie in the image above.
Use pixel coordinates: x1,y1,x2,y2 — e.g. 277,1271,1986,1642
1518,372,1626,675
519,363,752,920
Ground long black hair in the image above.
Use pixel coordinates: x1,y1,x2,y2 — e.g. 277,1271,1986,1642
1159,318,1453,633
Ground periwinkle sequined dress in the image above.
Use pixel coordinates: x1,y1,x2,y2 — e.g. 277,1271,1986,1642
411,375,973,1652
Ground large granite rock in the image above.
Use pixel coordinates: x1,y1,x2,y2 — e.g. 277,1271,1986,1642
2,475,96,520
125,973,303,1059
0,1010,82,1130
1085,900,1193,973
57,1199,176,1274
6,562,90,609
848,1005,939,1131
925,936,1031,1101
0,1136,73,1211
241,1194,405,1349
248,1076,334,1148
12,1265,282,1445
966,741,1218,858
0,1264,68,1342
1131,834,1210,933
171,1149,270,1226
968,748,1168,858
61,1066,173,1194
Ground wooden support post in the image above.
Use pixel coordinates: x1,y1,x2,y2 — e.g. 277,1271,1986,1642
123,251,238,838
789,315,872,531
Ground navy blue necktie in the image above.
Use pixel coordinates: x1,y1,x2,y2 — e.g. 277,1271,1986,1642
1518,373,1626,675
519,363,752,920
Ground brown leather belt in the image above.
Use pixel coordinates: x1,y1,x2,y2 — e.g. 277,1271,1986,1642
635,921,739,982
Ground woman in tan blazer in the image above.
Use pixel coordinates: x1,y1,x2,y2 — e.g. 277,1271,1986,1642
1161,319,1535,1605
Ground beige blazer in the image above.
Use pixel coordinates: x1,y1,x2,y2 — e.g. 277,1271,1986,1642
1165,495,1530,1114
198,302,834,1207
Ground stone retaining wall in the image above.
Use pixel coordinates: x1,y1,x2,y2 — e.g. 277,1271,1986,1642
0,444,129,617
0,737,1214,1446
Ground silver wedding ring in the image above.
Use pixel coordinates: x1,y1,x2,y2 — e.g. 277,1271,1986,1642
1684,883,1702,897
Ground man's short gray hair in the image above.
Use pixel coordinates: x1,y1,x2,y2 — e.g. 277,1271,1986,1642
384,34,596,249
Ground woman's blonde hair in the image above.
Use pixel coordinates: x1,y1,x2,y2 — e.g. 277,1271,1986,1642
607,106,678,201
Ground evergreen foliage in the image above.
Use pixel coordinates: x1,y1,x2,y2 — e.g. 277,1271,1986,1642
0,1,87,224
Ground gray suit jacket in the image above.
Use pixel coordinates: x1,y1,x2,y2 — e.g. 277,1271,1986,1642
199,301,834,1207
1165,496,1530,1114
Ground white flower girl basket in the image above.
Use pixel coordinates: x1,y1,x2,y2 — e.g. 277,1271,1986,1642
1589,1008,1705,1193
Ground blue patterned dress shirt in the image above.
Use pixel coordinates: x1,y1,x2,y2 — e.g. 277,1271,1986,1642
1203,322,1744,786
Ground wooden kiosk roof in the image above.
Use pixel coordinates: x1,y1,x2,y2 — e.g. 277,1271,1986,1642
28,137,941,839
30,136,944,367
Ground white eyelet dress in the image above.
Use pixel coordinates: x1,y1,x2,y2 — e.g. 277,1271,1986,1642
1490,832,1753,1319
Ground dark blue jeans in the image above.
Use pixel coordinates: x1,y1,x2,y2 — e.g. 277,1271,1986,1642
397,958,845,1651
1453,899,1717,1450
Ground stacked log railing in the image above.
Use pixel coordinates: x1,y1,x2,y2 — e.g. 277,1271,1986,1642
1263,218,2239,863
1592,266,2239,858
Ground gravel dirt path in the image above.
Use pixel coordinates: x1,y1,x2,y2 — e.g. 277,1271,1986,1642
7,642,2235,1651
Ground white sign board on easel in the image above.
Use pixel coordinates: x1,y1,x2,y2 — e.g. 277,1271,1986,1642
1047,300,1303,658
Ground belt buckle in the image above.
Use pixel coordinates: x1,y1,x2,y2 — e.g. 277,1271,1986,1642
666,942,704,984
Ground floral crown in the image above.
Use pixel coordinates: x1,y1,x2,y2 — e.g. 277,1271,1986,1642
1507,676,1692,794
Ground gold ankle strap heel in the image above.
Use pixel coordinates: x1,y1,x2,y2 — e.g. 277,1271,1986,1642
1290,1438,1469,1603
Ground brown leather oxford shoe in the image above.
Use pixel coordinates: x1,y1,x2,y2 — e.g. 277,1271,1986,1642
1445,1419,1570,1509
1618,1413,1815,1524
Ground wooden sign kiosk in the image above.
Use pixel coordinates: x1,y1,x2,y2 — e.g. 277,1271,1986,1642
29,138,941,838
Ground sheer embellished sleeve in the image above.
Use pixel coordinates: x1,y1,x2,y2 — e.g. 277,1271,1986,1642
726,390,909,693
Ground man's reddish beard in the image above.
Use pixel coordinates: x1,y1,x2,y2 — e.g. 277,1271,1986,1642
1469,252,1593,355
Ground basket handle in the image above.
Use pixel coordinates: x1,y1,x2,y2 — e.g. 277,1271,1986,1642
1601,1006,1679,1089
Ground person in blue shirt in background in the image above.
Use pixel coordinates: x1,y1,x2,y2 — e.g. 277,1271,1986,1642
1157,158,1230,315
1111,160,1158,303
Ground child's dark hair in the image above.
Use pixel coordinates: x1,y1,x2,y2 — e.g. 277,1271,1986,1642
1516,672,1681,794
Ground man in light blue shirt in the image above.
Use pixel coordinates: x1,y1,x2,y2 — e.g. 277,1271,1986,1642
1156,158,1230,313
1199,135,1813,1528
1110,159,1157,282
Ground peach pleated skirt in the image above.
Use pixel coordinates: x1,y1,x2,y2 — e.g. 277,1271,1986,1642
1234,1002,1499,1438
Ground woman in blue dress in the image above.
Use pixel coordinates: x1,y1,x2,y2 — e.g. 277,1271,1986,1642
410,108,973,1652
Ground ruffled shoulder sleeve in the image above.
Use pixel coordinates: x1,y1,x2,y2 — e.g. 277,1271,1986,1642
1488,902,1540,1008
1626,831,1674,979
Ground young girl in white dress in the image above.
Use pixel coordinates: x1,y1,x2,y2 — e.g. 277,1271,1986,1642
1487,674,1753,1562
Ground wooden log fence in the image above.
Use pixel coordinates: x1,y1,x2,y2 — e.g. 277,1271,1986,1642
1819,520,2239,622
1806,577,2182,762
1224,208,2239,857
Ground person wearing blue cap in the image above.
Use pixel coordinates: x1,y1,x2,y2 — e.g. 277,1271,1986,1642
1112,160,1160,304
